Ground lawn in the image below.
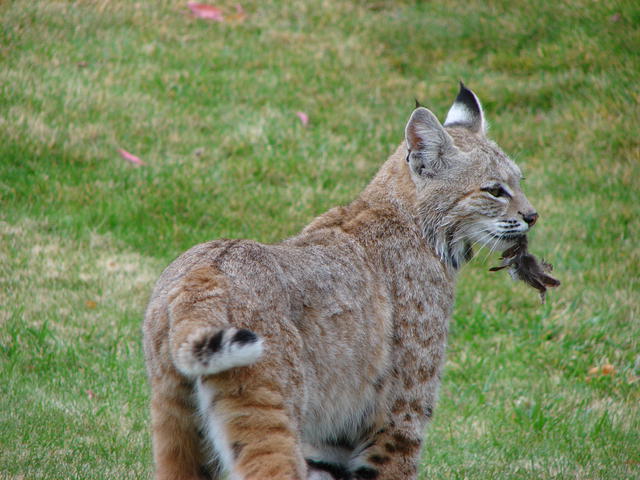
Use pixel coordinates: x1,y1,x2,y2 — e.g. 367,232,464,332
1,0,638,478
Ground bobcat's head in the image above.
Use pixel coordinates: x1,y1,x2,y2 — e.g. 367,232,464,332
404,83,537,269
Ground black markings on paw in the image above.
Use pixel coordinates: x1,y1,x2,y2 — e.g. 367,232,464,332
231,329,258,346
369,454,390,465
306,459,351,480
353,466,379,479
425,406,433,419
205,330,224,354
390,432,421,454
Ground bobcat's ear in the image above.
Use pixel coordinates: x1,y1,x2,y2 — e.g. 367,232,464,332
444,82,486,135
405,107,455,178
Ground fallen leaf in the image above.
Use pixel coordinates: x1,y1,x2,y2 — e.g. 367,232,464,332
187,2,224,21
588,366,599,375
118,149,145,166
601,364,615,375
85,300,97,309
296,111,309,126
227,4,247,22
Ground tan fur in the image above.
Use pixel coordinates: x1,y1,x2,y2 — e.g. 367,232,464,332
143,85,538,480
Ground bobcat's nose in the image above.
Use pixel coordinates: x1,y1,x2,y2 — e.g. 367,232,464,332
522,211,538,227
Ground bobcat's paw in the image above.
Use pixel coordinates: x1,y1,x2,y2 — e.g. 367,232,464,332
307,470,337,480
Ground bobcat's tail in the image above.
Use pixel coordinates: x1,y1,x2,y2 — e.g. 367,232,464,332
173,326,264,377
167,265,265,377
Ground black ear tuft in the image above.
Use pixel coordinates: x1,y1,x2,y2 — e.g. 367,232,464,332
444,82,486,134
454,81,482,119
414,98,423,109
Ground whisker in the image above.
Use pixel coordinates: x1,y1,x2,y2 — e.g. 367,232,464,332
452,230,495,266
480,234,502,264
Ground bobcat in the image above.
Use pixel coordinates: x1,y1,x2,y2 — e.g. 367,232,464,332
143,83,538,480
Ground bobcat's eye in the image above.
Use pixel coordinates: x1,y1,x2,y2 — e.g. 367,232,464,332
481,185,509,198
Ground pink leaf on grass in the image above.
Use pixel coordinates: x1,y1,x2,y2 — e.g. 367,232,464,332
187,2,224,21
227,4,247,22
296,111,309,126
118,149,145,166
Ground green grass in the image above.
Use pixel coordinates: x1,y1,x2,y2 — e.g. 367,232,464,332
1,0,639,478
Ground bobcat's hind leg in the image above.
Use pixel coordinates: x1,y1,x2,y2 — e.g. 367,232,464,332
149,370,222,480
196,369,307,480
167,266,265,378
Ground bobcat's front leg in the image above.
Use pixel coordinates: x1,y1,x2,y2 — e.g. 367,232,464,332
351,383,440,479
353,318,448,479
352,425,424,480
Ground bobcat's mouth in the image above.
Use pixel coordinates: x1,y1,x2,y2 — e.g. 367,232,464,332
482,230,526,251
496,232,527,240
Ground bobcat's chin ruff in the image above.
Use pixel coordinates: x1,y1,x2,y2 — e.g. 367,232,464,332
174,327,264,377
422,215,530,270
421,217,476,270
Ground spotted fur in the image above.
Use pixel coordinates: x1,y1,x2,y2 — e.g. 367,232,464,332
143,84,539,480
